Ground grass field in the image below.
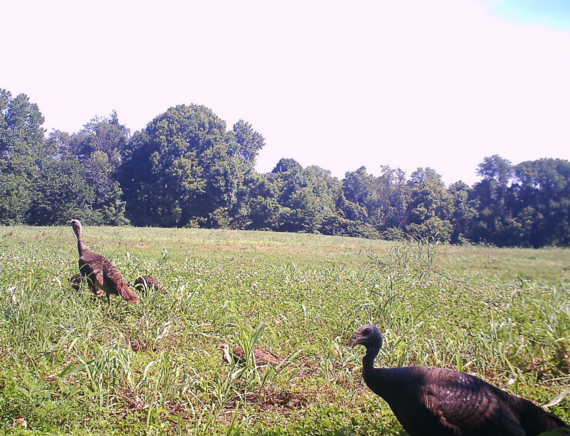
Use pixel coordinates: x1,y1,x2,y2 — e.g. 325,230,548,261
0,226,569,435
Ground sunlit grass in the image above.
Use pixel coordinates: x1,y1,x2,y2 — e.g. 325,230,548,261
0,226,569,434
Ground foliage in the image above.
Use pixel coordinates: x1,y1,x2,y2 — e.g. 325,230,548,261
0,90,46,224
120,105,253,228
68,113,131,225
1,87,570,248
230,120,266,166
448,181,477,244
405,168,454,242
27,159,96,225
0,94,130,226
511,159,570,247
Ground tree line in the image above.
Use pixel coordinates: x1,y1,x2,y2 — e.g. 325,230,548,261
1,88,569,248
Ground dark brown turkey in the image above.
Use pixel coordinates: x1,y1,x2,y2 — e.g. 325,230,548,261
133,275,169,295
67,219,139,304
218,343,283,366
351,324,568,436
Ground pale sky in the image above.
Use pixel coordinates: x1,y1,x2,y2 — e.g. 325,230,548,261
2,0,570,186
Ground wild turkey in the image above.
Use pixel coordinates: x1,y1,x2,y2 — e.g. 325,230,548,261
133,275,169,295
69,273,84,291
351,324,569,436
69,272,104,296
67,219,139,304
218,343,283,366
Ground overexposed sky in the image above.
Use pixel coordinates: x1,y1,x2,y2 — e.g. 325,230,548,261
2,0,570,185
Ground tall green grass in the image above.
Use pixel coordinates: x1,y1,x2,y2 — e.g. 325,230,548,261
0,226,568,435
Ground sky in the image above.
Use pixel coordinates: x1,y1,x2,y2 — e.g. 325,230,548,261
2,0,570,186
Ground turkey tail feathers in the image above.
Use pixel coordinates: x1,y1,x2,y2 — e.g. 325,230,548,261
116,282,140,304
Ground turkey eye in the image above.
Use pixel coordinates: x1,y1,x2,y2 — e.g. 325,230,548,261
362,329,370,335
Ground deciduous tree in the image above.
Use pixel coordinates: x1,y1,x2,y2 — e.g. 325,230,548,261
0,90,46,224
121,105,255,227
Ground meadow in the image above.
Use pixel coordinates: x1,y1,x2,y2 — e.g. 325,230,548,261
0,226,569,435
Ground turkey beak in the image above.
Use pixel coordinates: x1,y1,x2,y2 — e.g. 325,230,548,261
349,334,362,348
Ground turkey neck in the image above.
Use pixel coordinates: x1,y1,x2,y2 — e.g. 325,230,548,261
74,227,88,256
362,345,381,379
362,345,394,398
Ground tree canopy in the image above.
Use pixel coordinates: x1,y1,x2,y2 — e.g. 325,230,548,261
1,87,569,248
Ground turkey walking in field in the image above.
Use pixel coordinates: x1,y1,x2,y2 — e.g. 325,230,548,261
350,324,569,436
218,343,283,366
67,219,139,304
133,275,169,295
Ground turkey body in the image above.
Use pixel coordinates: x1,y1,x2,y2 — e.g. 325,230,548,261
68,219,139,304
351,324,568,436
218,344,283,366
133,275,169,295
78,252,139,304
366,365,567,436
